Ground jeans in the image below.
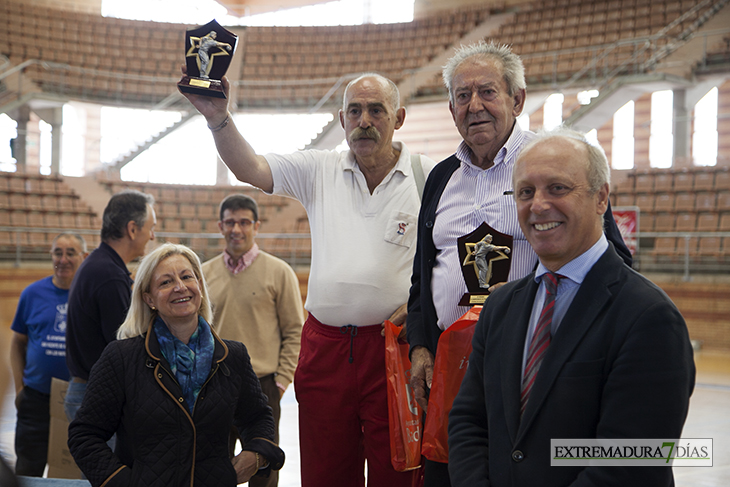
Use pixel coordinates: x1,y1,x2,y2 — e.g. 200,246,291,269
63,380,86,423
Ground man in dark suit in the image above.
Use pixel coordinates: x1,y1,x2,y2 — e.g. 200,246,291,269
448,127,695,487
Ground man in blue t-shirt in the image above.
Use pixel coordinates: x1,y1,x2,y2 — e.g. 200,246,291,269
10,233,88,477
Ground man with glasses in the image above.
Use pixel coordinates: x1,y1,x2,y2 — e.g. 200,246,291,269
202,194,303,487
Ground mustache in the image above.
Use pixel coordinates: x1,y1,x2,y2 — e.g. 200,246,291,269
349,126,381,142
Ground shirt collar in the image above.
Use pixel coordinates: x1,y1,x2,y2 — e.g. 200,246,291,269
455,122,524,171
99,241,131,276
343,141,410,176
534,234,609,285
224,242,260,275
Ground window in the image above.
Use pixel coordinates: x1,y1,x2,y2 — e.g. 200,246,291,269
62,104,86,177
649,90,673,168
39,120,52,176
692,87,718,167
517,112,530,131
577,90,599,105
586,129,598,146
0,114,17,172
543,93,564,130
611,100,634,170
102,0,415,26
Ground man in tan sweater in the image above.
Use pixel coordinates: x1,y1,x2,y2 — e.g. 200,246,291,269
202,194,303,487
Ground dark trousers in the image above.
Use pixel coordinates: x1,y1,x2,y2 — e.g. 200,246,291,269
424,458,451,487
249,374,281,487
14,386,51,477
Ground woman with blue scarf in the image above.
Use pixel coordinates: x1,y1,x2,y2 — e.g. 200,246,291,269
69,243,284,487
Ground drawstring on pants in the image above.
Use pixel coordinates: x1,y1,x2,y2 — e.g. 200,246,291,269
340,325,358,363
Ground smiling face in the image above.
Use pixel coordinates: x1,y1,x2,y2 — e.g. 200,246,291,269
143,254,202,326
449,56,525,167
513,137,609,272
218,208,260,260
339,76,405,161
51,235,87,289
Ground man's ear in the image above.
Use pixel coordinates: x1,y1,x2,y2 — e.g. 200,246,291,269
512,88,526,117
339,109,345,129
394,107,406,130
126,220,137,240
448,100,456,123
596,183,610,215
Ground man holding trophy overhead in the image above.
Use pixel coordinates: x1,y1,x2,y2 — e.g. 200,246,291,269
179,20,436,487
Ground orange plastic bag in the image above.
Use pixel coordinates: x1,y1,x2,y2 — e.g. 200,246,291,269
421,306,481,463
384,320,423,472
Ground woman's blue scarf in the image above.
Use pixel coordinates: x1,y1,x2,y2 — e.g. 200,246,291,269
154,315,215,414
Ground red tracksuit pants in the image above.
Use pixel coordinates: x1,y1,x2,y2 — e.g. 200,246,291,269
294,314,416,487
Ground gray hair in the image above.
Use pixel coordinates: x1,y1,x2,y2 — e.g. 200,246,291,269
117,243,213,339
101,190,155,242
517,126,610,193
343,73,400,112
443,41,526,104
51,232,87,253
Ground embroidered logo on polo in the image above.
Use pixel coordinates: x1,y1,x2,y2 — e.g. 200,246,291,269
384,210,417,248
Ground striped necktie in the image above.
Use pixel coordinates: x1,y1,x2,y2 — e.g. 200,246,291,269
520,272,561,417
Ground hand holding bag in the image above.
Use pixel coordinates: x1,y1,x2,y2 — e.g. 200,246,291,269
384,320,423,472
421,306,481,463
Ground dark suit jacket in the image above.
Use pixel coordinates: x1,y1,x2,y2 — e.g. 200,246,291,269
447,245,695,487
407,154,633,359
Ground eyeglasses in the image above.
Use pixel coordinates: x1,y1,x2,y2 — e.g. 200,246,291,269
52,250,80,259
221,218,255,229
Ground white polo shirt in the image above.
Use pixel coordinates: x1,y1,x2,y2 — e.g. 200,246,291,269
266,142,435,327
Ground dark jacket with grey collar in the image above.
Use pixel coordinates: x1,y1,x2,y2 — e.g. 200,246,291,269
68,323,284,487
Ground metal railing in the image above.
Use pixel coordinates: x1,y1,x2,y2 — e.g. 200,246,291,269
3,226,729,279
636,231,730,280
0,227,313,268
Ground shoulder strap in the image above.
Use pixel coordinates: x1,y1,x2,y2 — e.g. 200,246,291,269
410,154,425,201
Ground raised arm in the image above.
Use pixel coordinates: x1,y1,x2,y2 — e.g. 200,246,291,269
179,71,274,192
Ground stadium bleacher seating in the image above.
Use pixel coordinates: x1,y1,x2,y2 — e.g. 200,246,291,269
614,164,730,264
0,170,101,254
1,0,729,269
95,176,310,262
1,0,725,110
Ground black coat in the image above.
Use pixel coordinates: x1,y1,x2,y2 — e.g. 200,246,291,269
407,154,633,358
448,245,695,486
68,324,284,487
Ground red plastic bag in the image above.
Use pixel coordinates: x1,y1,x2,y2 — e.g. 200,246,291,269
421,306,481,463
384,320,423,472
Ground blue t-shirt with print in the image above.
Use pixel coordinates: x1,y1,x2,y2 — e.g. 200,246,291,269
11,276,71,394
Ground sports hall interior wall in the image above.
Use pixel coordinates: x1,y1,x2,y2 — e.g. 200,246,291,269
1,0,730,351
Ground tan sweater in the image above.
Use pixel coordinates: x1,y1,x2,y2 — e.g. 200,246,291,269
202,251,303,389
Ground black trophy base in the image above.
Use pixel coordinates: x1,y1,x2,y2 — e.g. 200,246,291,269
178,76,226,98
459,292,489,306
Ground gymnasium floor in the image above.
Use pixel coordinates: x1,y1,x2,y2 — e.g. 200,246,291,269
1,350,729,486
